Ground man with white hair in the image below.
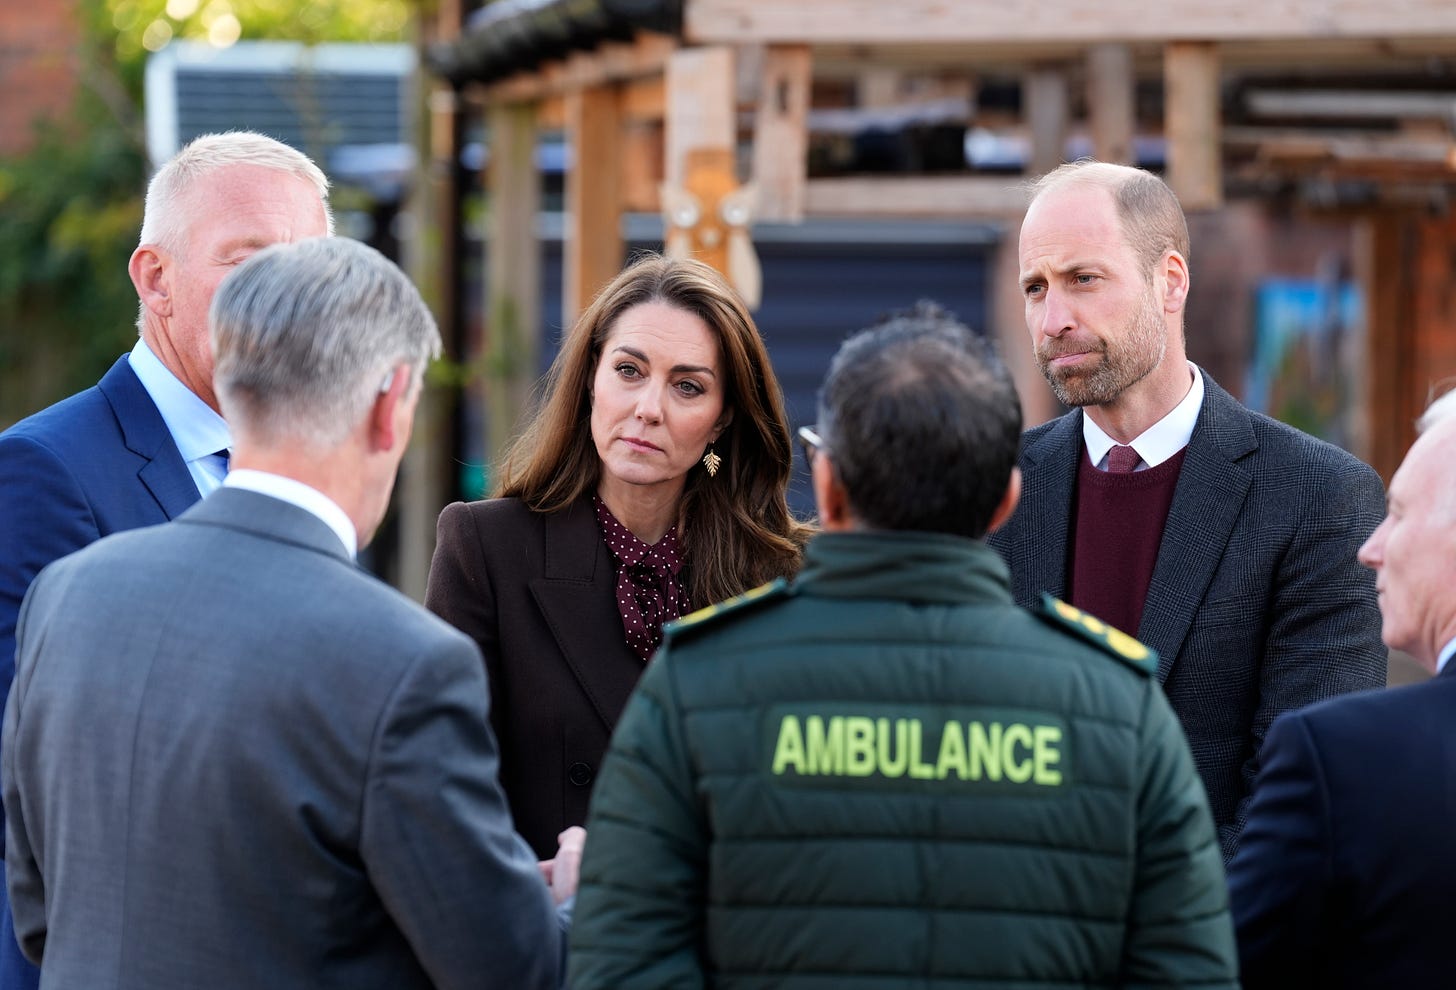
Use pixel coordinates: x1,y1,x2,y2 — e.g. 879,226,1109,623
1228,389,1456,988
3,237,574,989
0,130,332,987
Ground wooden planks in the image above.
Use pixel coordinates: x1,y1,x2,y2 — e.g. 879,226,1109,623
685,0,1456,44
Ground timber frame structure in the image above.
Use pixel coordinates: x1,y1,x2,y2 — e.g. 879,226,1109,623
415,0,1456,511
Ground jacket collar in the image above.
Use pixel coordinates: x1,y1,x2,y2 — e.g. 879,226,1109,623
177,486,354,563
1138,372,1255,679
797,530,1013,606
530,498,643,731
98,355,201,520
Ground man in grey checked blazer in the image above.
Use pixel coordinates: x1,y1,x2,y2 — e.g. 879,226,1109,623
991,161,1386,861
2,238,574,988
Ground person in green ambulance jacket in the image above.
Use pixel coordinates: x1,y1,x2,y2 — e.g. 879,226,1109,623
568,302,1238,989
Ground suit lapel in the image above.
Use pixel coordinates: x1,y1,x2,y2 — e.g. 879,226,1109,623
99,357,201,520
1014,412,1084,602
529,500,641,732
1139,375,1255,681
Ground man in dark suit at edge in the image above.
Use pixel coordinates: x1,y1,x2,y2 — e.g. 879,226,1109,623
0,130,333,988
3,236,576,988
1228,388,1456,988
990,160,1386,860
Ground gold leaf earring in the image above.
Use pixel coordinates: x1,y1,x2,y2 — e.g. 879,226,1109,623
702,444,722,477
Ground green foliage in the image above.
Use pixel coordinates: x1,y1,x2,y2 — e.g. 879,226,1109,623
104,0,415,93
0,0,415,427
0,98,146,425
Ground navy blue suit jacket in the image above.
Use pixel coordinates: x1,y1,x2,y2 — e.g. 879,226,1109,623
0,355,199,988
1228,665,1456,988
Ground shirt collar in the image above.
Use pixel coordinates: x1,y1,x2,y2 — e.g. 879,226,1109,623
1438,638,1456,675
129,338,230,463
1083,361,1204,470
223,469,358,559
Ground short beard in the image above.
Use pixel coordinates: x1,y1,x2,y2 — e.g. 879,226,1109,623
1037,291,1167,408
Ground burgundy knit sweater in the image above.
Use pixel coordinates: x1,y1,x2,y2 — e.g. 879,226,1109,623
1067,447,1187,638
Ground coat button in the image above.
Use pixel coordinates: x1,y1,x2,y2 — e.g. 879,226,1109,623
568,762,594,786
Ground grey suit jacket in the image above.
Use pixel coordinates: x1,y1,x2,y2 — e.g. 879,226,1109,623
3,488,562,990
989,372,1386,859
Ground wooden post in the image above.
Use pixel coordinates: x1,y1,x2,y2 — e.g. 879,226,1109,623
1087,43,1135,165
564,82,624,326
752,44,811,221
1164,41,1222,209
993,214,1061,429
1024,66,1069,177
666,46,735,189
395,49,463,600
485,101,541,475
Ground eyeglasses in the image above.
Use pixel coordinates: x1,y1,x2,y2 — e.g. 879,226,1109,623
797,425,825,465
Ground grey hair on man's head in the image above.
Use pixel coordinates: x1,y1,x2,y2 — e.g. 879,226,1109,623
210,237,440,449
139,131,334,253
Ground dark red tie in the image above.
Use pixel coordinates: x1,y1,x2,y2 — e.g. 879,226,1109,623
1107,444,1141,473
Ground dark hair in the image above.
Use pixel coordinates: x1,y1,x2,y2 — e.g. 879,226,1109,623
817,301,1021,539
497,252,811,606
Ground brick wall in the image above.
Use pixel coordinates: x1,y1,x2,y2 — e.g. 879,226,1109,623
0,0,82,156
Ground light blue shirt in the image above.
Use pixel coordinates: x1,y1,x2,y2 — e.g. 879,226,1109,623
1438,638,1456,676
223,469,358,559
129,338,231,495
1083,361,1205,472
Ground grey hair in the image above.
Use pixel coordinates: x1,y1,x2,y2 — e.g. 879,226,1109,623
210,237,441,449
139,131,334,253
1028,159,1190,277
1418,385,1456,434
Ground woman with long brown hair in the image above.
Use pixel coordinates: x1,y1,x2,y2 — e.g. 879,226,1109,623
426,253,810,858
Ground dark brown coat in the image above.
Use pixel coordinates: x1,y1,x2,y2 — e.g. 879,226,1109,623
426,497,642,859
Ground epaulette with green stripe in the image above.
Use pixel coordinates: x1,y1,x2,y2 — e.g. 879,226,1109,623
1033,593,1157,676
662,578,791,643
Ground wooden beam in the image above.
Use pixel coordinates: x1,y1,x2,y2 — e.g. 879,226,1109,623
621,121,665,212
752,45,811,221
622,76,665,123
485,101,542,469
1224,126,1456,168
666,46,736,188
685,0,1456,44
1165,41,1222,210
473,31,675,104
1024,66,1069,177
396,73,462,601
803,176,1028,217
564,84,624,325
1087,43,1135,165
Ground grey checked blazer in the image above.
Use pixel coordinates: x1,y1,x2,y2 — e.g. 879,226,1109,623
3,488,562,989
989,371,1386,860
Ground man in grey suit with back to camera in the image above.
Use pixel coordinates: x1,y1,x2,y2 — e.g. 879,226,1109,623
990,160,1386,860
0,130,333,988
2,237,576,989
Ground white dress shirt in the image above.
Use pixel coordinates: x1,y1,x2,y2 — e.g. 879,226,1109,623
1438,638,1456,676
223,469,358,559
1083,361,1205,472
